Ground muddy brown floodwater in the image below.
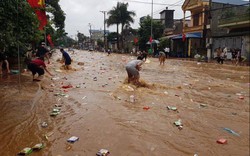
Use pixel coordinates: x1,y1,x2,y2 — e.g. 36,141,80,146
0,50,249,156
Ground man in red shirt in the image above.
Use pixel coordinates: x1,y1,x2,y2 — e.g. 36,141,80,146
28,57,53,81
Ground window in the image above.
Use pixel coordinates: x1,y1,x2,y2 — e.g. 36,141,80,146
193,13,199,26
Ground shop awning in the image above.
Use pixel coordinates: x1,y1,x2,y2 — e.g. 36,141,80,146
160,34,178,40
172,32,202,40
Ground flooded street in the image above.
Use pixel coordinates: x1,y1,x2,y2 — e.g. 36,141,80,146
0,50,249,156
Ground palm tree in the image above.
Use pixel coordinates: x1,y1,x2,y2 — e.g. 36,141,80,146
106,2,136,51
106,3,121,50
119,3,136,50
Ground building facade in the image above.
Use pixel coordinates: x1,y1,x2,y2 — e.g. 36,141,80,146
179,0,249,59
211,1,249,59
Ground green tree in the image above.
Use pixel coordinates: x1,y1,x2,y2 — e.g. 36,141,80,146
0,0,66,57
119,3,135,50
77,32,87,44
97,39,104,48
159,38,171,51
45,0,66,46
106,2,136,51
106,3,121,50
137,16,164,51
0,0,42,57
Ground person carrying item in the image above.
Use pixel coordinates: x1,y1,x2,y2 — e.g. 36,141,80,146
60,48,72,70
164,47,170,58
125,58,144,85
28,57,53,81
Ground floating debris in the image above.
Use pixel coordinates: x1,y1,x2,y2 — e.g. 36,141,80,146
62,85,73,89
50,108,60,116
167,106,177,111
238,96,244,100
143,106,150,110
217,138,227,144
174,119,182,126
51,77,60,80
32,143,44,151
200,104,207,108
41,122,48,128
67,136,79,143
223,128,240,136
44,132,54,140
129,95,135,103
96,149,110,156
82,96,87,100
17,147,32,156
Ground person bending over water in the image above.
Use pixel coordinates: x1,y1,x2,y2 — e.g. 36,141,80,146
125,59,144,85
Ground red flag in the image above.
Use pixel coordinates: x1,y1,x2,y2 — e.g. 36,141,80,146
27,0,47,30
47,34,54,47
134,38,138,44
36,10,47,30
182,33,186,42
27,0,40,8
149,36,153,43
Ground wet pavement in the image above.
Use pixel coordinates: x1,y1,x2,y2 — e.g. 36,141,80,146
0,50,249,156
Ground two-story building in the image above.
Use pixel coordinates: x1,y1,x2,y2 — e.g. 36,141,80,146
211,0,249,59
180,0,249,59
177,0,210,58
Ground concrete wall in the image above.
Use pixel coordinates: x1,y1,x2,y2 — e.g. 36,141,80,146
211,2,248,37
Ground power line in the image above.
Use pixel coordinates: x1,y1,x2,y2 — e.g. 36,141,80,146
118,0,182,6
132,0,184,20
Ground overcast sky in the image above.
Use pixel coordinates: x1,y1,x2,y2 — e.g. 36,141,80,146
59,0,185,38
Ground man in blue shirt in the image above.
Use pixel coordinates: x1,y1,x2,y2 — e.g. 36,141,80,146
60,48,71,70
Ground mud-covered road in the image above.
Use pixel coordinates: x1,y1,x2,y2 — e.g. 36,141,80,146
0,50,249,156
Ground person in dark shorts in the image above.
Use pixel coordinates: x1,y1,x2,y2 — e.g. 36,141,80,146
107,49,111,56
231,48,237,64
125,59,144,85
36,42,50,64
142,50,147,61
0,49,10,74
28,57,53,81
137,51,147,61
60,48,72,70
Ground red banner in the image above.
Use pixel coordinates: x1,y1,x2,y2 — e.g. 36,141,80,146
182,33,186,42
149,36,153,43
27,0,47,30
47,34,54,47
134,38,138,44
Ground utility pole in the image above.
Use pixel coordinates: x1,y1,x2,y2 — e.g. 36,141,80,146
150,0,153,52
100,11,107,51
206,0,212,62
88,23,92,48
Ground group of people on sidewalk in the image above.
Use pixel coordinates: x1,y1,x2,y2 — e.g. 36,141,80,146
215,47,246,65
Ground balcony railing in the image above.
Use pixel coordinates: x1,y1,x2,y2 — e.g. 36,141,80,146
183,25,203,33
219,13,250,25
